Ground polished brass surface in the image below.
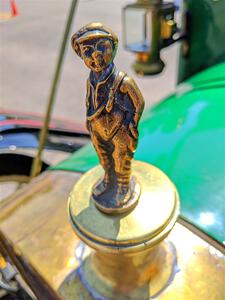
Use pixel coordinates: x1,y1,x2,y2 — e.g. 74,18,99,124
0,171,82,296
69,161,179,252
71,23,145,213
0,171,224,299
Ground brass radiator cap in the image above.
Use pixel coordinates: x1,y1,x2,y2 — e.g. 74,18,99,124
68,161,179,253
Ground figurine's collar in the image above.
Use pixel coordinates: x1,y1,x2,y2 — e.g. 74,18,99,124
90,63,116,86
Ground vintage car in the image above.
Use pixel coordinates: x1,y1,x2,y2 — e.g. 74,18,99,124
0,0,224,299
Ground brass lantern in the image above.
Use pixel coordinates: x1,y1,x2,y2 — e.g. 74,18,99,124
123,0,176,75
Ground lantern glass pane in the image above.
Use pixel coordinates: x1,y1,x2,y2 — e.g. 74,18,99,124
123,7,152,53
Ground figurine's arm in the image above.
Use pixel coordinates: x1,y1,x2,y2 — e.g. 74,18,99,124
120,76,145,126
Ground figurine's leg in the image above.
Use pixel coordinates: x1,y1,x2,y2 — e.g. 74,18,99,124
112,128,136,205
90,132,114,196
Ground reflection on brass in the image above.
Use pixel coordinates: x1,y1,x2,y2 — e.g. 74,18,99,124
60,223,225,300
137,52,150,63
60,241,177,299
0,254,7,269
71,23,145,213
161,19,175,40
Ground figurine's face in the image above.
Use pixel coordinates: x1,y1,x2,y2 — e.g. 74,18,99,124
80,38,113,73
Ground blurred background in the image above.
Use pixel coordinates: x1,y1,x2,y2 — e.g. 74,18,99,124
0,0,179,125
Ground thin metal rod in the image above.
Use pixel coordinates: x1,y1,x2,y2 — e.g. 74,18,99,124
30,0,78,179
137,0,163,4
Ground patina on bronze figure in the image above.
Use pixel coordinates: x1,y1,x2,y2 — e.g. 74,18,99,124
71,22,144,213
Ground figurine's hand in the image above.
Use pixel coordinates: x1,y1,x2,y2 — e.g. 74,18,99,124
129,122,138,139
134,112,140,127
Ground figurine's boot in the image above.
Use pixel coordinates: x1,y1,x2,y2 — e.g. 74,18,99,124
93,174,110,197
112,139,133,206
91,134,114,197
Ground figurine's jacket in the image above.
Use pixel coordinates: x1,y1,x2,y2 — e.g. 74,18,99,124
86,67,141,141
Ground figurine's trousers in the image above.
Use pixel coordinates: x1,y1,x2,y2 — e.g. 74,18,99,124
90,125,137,187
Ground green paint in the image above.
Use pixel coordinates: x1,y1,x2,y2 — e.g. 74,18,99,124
178,0,225,82
185,62,225,88
135,87,225,243
52,63,225,244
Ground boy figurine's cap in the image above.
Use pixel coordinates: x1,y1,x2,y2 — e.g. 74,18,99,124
71,22,118,59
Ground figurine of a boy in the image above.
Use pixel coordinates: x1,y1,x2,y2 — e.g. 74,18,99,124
71,23,144,211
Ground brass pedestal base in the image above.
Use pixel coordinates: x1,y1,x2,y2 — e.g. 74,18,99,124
63,161,179,300
59,241,177,300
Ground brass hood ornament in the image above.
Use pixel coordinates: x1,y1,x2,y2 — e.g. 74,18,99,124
62,22,180,300
71,22,145,214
